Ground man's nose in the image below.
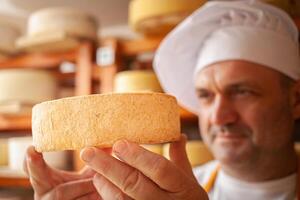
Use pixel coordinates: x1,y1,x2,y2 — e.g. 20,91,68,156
210,95,238,126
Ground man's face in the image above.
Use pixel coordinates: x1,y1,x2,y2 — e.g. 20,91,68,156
195,60,295,166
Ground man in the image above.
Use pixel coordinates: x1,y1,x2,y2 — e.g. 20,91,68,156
24,1,300,199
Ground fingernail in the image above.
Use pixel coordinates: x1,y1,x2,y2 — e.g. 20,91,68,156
81,147,95,162
113,140,128,156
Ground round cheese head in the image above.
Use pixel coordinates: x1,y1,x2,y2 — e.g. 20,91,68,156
32,92,181,152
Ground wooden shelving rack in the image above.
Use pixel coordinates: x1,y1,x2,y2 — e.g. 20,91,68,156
0,41,95,187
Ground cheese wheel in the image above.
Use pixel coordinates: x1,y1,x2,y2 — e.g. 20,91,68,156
8,136,71,172
141,144,163,155
16,31,80,53
32,93,181,152
0,69,57,106
129,0,206,36
163,140,214,166
114,70,163,92
0,101,33,115
0,138,8,166
28,7,97,40
16,7,98,52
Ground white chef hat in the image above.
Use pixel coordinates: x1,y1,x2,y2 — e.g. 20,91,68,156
153,0,300,115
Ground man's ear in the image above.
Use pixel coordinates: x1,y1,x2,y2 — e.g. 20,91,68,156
292,80,300,119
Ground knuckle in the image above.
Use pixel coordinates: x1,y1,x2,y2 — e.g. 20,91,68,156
122,170,142,194
114,192,128,200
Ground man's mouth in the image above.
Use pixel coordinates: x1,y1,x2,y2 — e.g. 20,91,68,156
215,132,247,140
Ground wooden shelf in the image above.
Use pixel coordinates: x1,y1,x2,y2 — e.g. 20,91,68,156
56,66,100,82
0,115,31,132
0,49,77,69
119,37,163,56
0,177,31,188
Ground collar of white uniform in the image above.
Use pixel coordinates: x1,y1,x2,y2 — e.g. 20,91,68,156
217,168,297,193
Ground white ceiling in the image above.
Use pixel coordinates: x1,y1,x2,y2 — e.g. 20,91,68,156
0,0,135,38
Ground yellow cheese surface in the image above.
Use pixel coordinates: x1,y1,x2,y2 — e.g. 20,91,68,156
129,0,206,36
114,70,163,92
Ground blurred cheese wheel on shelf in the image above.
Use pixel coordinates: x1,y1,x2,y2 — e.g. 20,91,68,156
114,70,163,92
0,137,8,166
8,136,71,173
16,7,98,52
163,140,214,167
0,69,57,114
129,0,206,36
0,23,20,55
141,144,163,155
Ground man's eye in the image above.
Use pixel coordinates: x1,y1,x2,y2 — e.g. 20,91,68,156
197,92,213,100
235,88,254,96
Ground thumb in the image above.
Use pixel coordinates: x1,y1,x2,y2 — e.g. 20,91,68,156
26,146,54,195
169,134,195,179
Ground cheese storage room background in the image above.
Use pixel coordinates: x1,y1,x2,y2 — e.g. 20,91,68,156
0,0,298,199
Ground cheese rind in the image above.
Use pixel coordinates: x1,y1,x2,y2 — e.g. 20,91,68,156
28,7,97,40
16,7,98,52
0,69,57,104
163,140,214,166
114,70,163,92
129,0,206,35
0,138,8,166
32,93,181,152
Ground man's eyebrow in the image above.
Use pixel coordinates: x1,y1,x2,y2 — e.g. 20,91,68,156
225,81,263,90
195,81,263,92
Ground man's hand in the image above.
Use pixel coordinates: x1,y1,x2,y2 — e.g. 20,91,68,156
81,135,208,200
24,146,101,200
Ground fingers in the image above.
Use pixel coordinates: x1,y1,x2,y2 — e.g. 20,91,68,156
55,166,96,182
112,140,193,193
76,192,102,200
81,147,169,200
93,173,132,200
40,178,97,200
26,146,54,195
169,134,195,179
26,145,97,196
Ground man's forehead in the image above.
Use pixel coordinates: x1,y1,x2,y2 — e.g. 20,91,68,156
195,60,282,88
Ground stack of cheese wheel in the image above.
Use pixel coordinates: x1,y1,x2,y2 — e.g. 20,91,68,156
163,140,214,167
16,7,98,52
114,70,163,93
0,23,20,59
8,136,71,173
0,69,57,115
129,0,206,36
